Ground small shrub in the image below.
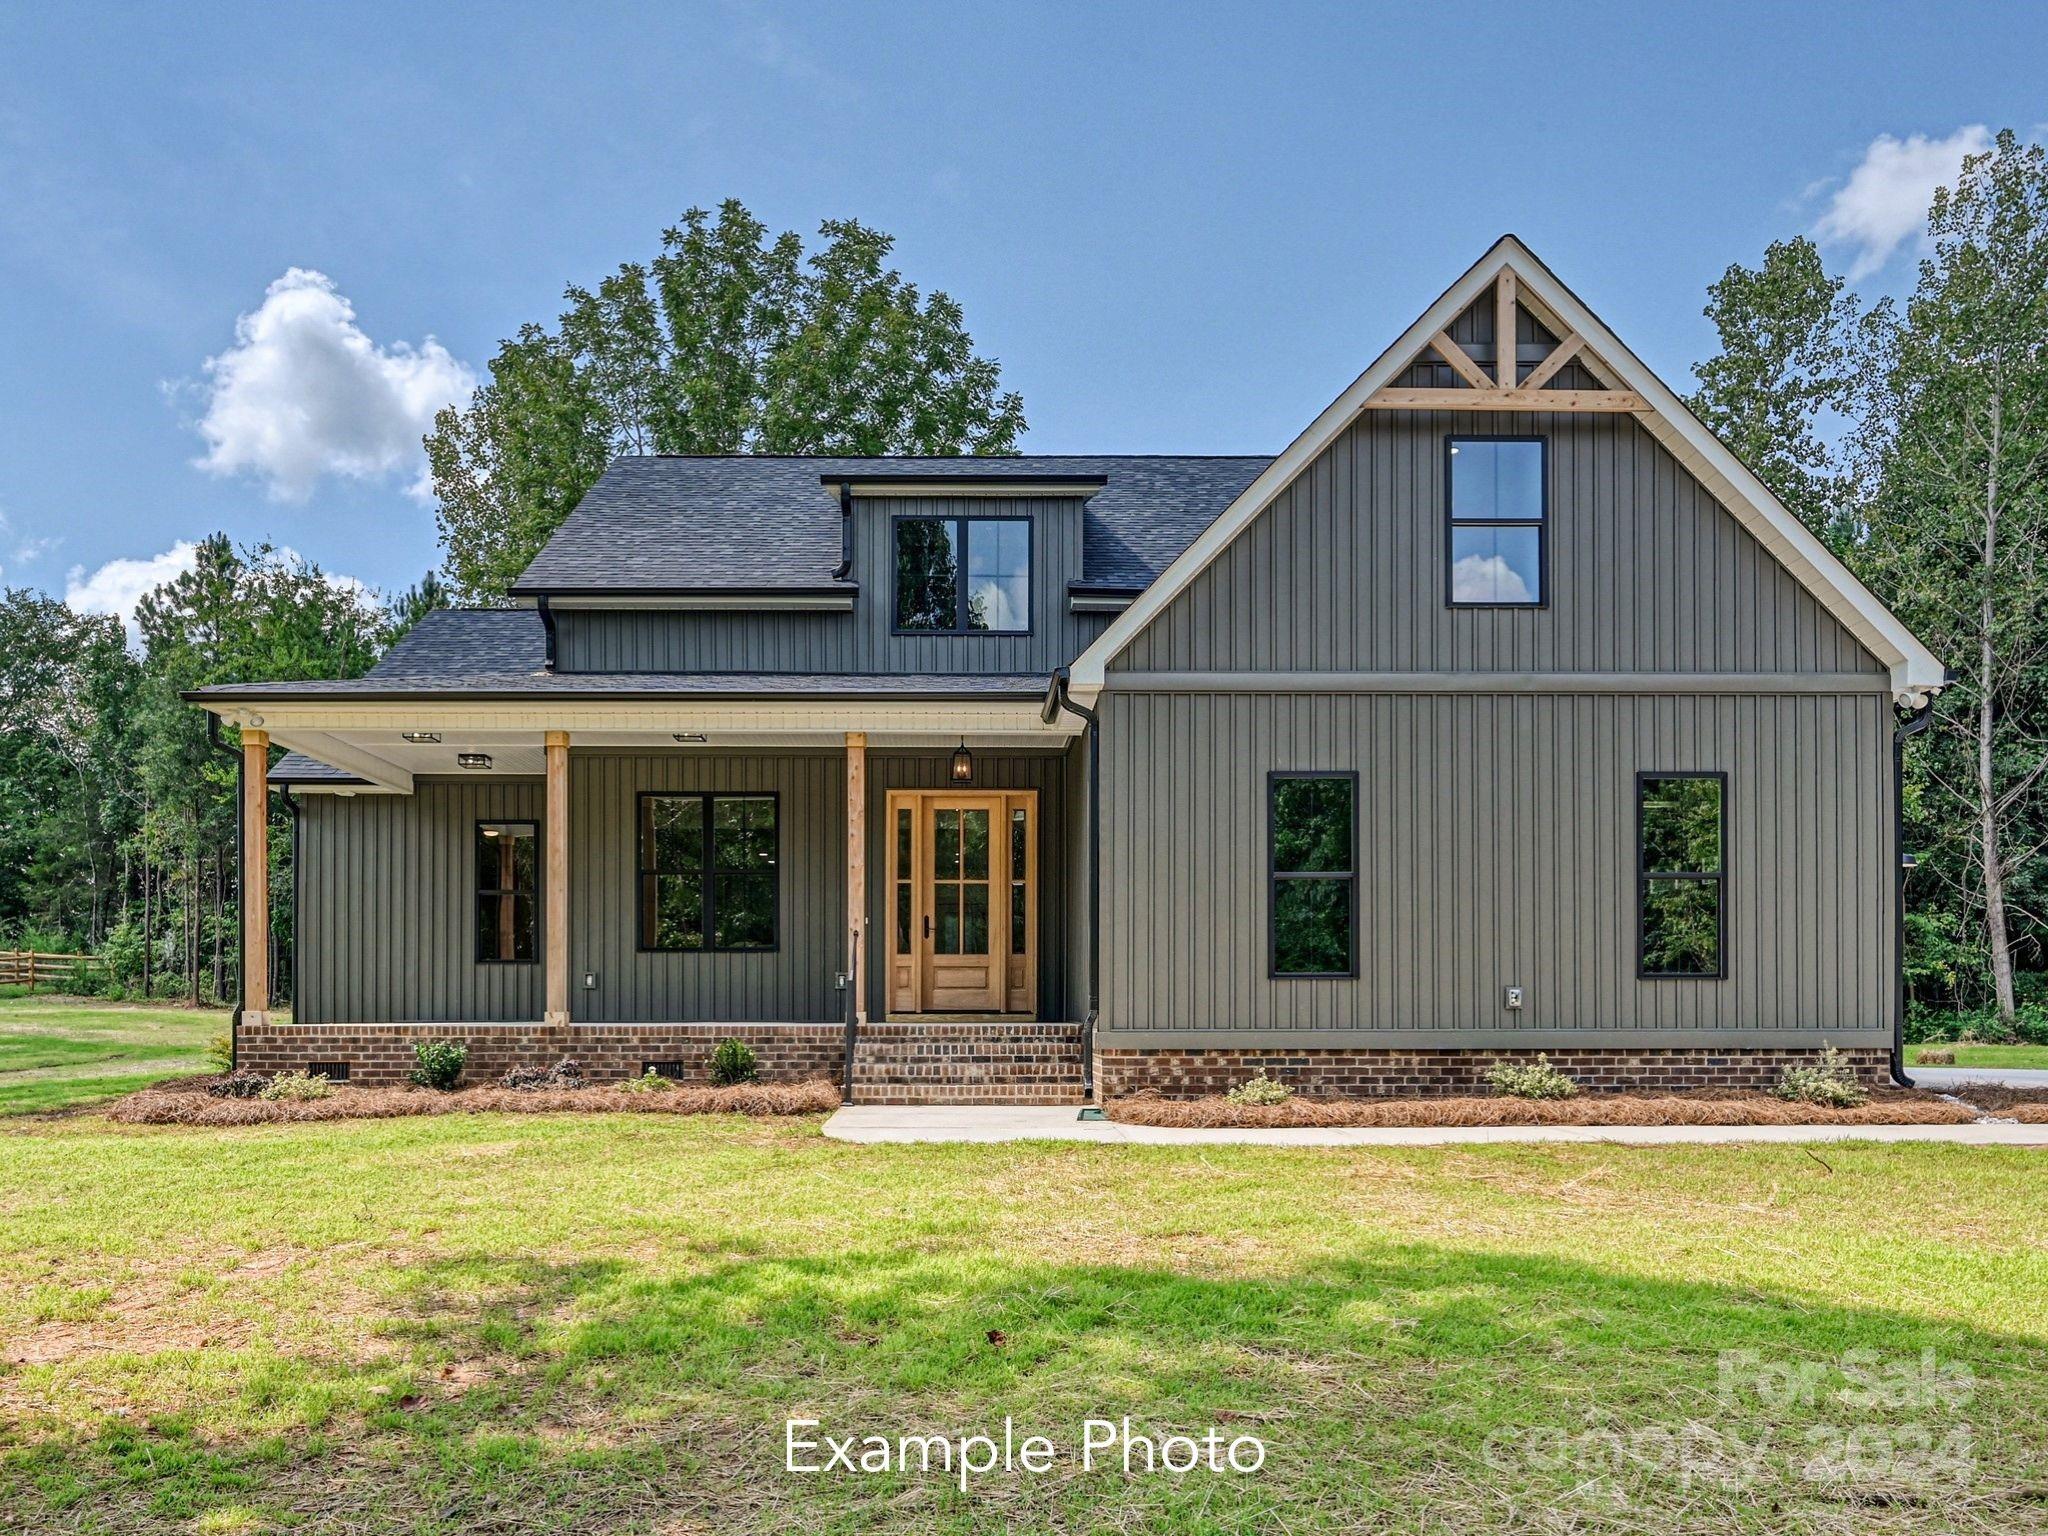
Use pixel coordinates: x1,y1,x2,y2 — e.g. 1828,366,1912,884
408,1039,468,1091
204,1032,234,1072
500,1058,588,1091
259,1069,333,1102
208,1069,269,1100
1486,1054,1579,1099
1774,1046,1868,1108
618,1068,675,1094
708,1038,759,1086
1225,1070,1292,1106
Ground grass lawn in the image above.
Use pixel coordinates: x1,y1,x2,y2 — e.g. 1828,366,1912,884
0,997,222,1116
1908,1043,2048,1070
0,1114,2042,1533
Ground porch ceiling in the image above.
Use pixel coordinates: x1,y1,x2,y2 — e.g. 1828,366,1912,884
258,707,1081,795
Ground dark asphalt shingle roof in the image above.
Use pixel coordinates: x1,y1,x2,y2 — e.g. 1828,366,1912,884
195,610,1051,702
270,753,368,785
508,454,1272,595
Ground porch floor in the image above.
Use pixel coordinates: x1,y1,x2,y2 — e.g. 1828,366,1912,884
821,1106,2048,1148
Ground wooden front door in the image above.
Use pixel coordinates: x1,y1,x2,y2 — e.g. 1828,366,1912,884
885,790,1037,1016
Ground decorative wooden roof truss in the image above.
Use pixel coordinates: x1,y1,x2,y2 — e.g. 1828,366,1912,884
1365,269,1647,413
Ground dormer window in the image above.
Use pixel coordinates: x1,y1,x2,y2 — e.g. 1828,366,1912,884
1446,436,1546,607
894,516,1031,634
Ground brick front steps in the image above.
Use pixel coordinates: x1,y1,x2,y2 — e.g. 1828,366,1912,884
851,1021,1086,1106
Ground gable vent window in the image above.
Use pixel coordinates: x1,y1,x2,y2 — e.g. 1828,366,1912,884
1269,772,1358,978
639,793,779,952
1446,436,1546,607
894,516,1030,634
1638,773,1727,979
475,821,538,964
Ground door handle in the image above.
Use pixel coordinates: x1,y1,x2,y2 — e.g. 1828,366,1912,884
923,914,932,939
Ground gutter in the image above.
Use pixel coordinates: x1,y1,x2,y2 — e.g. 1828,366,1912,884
206,715,245,1066
1042,667,1101,1109
1891,693,1939,1088
833,481,853,581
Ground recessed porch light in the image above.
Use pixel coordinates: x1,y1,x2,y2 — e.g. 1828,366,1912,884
672,732,708,743
456,752,492,770
401,731,441,744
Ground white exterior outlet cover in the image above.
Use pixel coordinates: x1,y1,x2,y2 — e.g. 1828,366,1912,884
1504,986,1525,1010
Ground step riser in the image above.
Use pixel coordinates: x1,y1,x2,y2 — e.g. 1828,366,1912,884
852,1023,1085,1106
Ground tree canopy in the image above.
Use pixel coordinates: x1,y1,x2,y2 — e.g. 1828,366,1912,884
427,201,1028,603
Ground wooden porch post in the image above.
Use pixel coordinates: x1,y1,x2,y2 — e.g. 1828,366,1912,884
846,732,867,1025
241,727,271,1024
544,730,571,1027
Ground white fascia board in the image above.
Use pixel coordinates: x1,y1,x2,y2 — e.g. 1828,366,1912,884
1071,236,1946,705
224,697,1085,740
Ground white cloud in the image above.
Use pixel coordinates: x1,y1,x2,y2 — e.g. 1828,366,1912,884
64,541,200,642
190,268,475,502
1814,126,1993,279
1450,555,1533,605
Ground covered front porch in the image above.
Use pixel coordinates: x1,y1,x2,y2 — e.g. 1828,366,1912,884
207,686,1096,1102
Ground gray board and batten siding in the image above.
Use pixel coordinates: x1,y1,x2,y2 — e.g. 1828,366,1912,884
293,749,1080,1028
1091,375,1896,1048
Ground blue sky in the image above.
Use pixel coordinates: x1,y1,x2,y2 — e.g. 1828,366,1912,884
1,1,2041,624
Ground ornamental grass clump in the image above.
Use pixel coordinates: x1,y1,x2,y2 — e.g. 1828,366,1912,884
1774,1046,1868,1108
1486,1054,1579,1099
409,1039,468,1091
708,1038,759,1086
1225,1070,1292,1107
258,1069,333,1102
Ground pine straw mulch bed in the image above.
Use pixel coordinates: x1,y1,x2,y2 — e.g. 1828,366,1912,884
103,1075,842,1127
1104,1086,1984,1129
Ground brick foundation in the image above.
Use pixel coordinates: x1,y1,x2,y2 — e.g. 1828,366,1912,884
1096,1045,1895,1100
852,1022,1085,1105
234,1021,844,1088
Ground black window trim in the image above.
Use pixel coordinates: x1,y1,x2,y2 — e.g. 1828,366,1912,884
1635,769,1729,981
474,818,540,966
1444,433,1549,610
890,513,1035,636
1267,769,1361,980
635,789,782,954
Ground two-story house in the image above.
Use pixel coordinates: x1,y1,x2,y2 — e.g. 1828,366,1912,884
189,237,1945,1104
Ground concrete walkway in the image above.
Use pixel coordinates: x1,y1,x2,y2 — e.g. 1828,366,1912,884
1913,1065,2048,1090
822,1105,2048,1148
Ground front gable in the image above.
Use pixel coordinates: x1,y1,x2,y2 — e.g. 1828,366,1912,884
1072,238,1942,701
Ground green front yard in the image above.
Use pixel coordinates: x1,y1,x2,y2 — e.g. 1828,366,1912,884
0,998,221,1116
0,1108,2042,1533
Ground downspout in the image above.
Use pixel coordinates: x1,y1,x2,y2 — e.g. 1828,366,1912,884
832,481,854,581
282,785,302,1032
206,714,245,1067
1891,693,1938,1088
1042,667,1100,1108
535,594,558,672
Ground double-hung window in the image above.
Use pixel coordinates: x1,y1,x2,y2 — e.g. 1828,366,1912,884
1269,772,1358,977
638,793,779,951
1446,436,1546,606
1637,773,1727,978
894,516,1030,633
475,821,538,963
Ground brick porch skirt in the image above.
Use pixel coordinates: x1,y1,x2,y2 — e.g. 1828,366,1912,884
1095,1045,1896,1100
235,1020,843,1088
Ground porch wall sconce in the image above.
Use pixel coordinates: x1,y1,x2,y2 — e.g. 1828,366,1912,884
456,752,492,770
950,740,975,783
401,731,441,744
